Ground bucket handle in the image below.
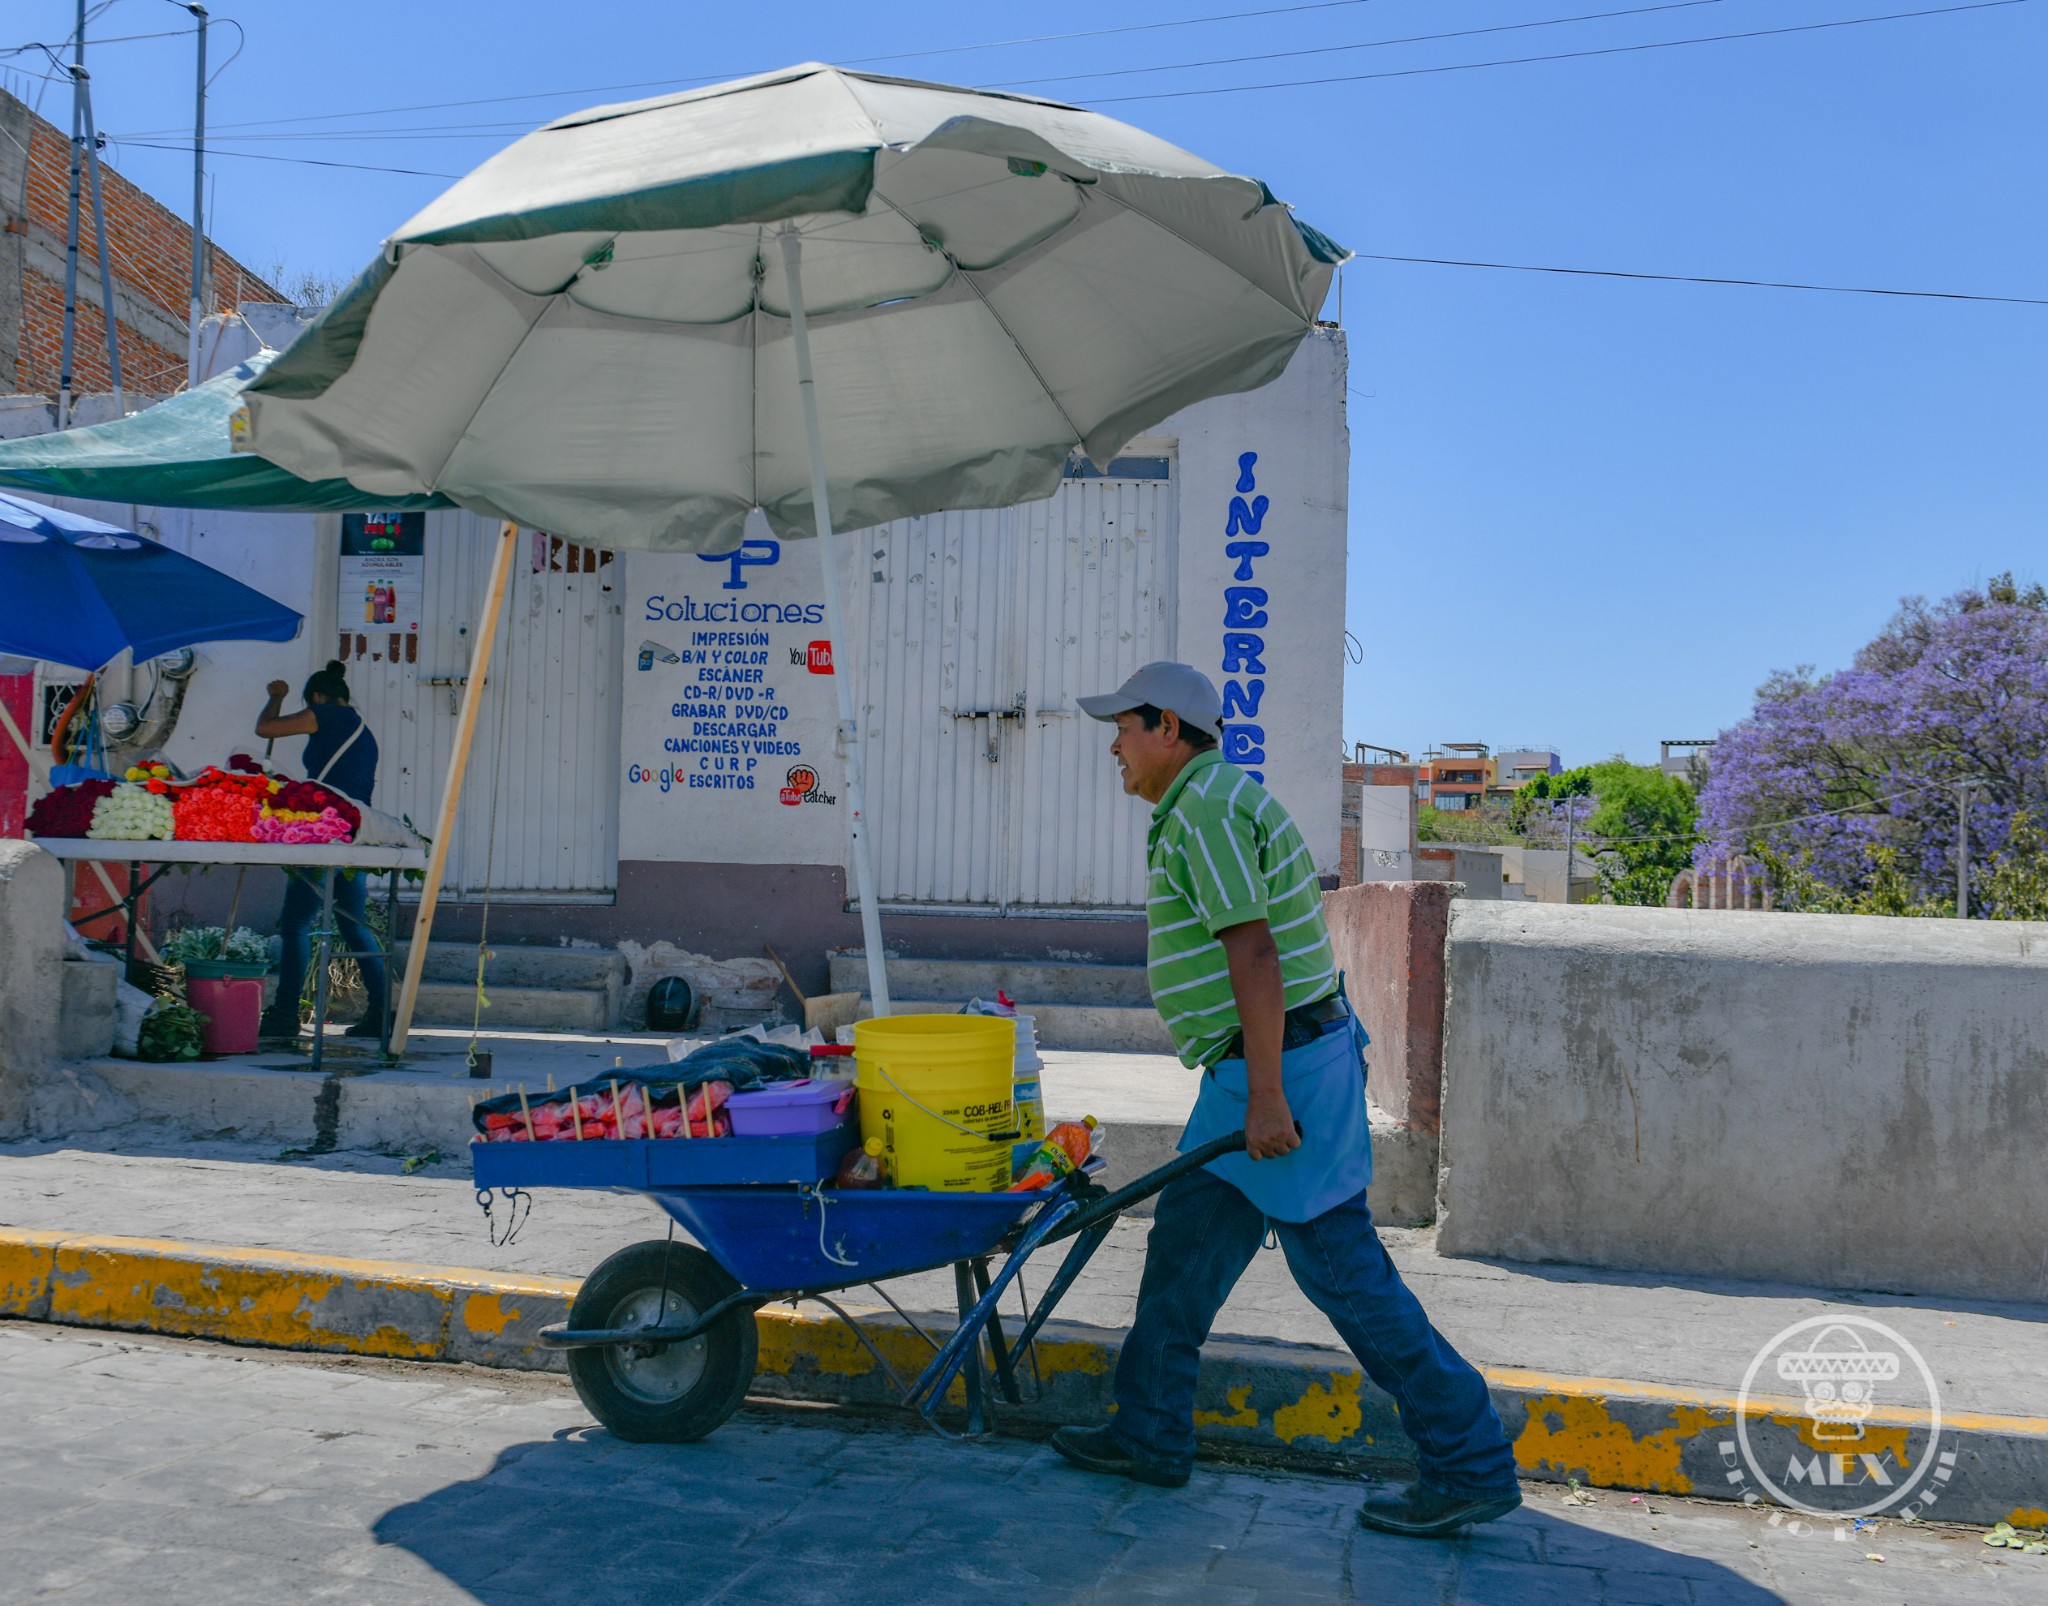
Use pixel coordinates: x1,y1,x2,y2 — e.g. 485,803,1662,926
865,1061,1018,1144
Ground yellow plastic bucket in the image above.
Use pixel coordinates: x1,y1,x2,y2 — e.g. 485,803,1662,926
854,1015,1017,1193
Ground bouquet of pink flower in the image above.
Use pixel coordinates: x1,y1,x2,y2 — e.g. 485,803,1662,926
250,806,353,845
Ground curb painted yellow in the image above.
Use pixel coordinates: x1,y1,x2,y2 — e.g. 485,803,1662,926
5,1228,2044,1526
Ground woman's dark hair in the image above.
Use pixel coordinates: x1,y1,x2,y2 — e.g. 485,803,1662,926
1132,702,1218,752
303,660,351,704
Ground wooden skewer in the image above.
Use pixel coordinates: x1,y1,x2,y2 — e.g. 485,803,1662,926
569,1087,583,1141
680,1082,694,1139
610,1079,624,1142
518,1085,533,1143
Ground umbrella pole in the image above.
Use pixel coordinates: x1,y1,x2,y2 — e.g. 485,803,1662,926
388,519,517,1054
778,224,891,1017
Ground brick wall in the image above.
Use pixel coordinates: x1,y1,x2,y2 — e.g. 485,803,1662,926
2,87,284,398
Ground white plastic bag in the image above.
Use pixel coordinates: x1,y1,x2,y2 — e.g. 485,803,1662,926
111,979,153,1057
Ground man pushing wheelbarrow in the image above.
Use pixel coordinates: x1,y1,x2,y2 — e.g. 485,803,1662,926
1050,663,1523,1539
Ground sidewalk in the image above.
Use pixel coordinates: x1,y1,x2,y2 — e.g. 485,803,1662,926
4,1139,2046,1421
5,1128,2047,1531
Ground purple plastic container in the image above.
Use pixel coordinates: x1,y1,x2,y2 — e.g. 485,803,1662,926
724,1078,852,1137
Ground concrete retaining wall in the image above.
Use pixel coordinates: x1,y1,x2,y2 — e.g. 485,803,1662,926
1437,902,2048,1302
0,841,63,1138
1321,880,1454,1132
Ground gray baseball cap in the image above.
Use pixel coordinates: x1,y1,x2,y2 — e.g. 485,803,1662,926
1077,661,1223,739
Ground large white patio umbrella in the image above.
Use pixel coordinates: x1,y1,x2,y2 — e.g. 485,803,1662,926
237,63,1345,1037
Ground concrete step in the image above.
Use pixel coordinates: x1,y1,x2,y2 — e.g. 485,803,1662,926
828,951,1164,1053
406,981,612,1033
856,998,1173,1055
828,951,1152,1010
393,941,626,991
393,942,626,1031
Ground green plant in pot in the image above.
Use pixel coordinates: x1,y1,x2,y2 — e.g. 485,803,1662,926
163,924,274,981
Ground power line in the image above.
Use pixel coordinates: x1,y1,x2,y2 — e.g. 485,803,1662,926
1535,780,1955,847
0,27,195,57
112,0,1402,140
105,138,457,179
986,0,1727,90
1082,0,2032,103
1359,253,2048,307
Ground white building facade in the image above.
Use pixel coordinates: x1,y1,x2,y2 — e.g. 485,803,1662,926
24,329,1350,987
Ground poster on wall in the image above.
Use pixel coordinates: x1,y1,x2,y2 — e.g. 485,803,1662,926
618,538,849,866
339,513,426,637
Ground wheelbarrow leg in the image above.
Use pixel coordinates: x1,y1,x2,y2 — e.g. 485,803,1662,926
905,1197,1077,1419
972,1256,1022,1407
952,1262,987,1435
1007,1220,1117,1362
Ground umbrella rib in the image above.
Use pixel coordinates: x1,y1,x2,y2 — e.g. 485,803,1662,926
752,224,762,515
868,187,1088,453
430,246,575,500
1090,183,1324,328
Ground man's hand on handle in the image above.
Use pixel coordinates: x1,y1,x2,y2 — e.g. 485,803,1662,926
1244,1087,1302,1161
1218,918,1304,1162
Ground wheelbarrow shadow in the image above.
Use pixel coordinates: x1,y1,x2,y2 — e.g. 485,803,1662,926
370,1414,1789,1604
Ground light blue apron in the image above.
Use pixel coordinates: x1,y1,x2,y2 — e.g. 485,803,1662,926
1179,1007,1372,1223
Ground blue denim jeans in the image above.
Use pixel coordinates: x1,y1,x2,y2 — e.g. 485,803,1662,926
1111,1166,1519,1498
271,868,387,1025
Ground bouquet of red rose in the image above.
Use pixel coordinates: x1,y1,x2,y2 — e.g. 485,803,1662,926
26,777,115,838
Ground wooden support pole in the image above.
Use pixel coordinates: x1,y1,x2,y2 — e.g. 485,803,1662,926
388,521,517,1054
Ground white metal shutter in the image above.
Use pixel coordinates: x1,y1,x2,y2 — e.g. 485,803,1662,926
861,458,1176,910
353,513,623,899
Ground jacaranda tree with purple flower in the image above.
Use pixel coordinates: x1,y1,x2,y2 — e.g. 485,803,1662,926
1697,574,2048,916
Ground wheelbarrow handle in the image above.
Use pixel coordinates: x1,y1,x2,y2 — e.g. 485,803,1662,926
1046,1128,1257,1243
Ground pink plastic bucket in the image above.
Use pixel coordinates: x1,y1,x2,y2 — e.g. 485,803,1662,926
186,974,265,1057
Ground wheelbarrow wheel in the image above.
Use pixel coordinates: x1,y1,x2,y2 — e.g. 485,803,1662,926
566,1239,757,1443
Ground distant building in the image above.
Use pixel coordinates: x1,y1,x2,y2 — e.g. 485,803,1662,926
1661,739,1716,788
1340,745,1418,884
1488,746,1562,805
1418,743,1493,812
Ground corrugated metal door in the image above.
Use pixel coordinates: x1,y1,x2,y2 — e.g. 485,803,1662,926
347,514,623,899
862,459,1176,910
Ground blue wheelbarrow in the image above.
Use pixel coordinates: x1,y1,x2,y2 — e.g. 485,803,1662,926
472,1127,1248,1444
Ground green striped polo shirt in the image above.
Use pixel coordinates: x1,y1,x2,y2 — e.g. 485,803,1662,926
1145,750,1337,1068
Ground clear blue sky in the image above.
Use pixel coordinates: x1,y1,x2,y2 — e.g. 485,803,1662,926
9,0,2044,766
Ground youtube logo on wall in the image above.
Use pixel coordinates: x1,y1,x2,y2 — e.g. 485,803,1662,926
806,640,834,674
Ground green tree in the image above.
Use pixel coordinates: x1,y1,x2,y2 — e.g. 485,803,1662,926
1980,811,2048,921
1521,760,1699,906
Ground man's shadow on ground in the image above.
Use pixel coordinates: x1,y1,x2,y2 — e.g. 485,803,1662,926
372,1425,1785,1604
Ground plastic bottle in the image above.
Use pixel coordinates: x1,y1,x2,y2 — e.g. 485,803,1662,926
836,1136,887,1189
1007,1116,1098,1191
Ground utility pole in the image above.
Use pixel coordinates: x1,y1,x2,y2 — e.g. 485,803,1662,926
75,70,124,415
1956,780,1976,919
185,5,209,389
1562,797,1578,905
56,0,86,428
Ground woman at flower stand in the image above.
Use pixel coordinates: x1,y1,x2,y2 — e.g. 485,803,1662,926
252,661,387,1044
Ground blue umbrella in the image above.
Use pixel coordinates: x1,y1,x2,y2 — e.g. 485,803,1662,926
0,490,301,672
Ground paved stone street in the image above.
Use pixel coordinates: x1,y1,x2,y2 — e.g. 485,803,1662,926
1,1323,2039,1605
